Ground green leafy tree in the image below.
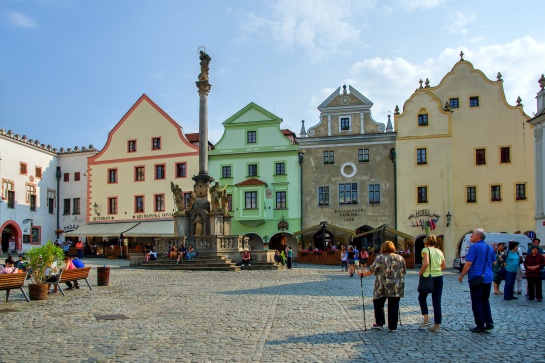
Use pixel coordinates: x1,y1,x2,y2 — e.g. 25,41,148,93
25,240,65,284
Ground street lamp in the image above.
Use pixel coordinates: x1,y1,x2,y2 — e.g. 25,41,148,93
446,211,452,227
93,203,100,216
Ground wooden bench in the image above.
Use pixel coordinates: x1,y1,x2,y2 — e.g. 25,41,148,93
0,272,30,302
47,267,92,296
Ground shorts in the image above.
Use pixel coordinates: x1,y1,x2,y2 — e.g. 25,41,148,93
347,258,355,265
362,258,369,264
354,260,360,266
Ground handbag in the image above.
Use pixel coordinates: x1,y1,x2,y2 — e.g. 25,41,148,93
417,247,434,294
469,247,489,287
498,267,506,280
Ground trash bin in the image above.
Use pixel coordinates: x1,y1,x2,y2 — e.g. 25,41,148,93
97,266,110,286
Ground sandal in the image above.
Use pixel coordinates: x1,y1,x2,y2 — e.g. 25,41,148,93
493,291,503,295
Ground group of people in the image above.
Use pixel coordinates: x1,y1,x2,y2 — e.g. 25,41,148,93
145,243,196,263
273,247,293,269
47,255,85,294
341,246,370,277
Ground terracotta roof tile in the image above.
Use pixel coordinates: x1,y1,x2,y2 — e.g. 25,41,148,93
235,178,268,187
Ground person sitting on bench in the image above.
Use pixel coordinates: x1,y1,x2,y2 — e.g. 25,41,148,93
0,257,18,274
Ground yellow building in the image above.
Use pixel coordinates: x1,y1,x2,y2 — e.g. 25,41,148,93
67,94,199,250
395,57,535,265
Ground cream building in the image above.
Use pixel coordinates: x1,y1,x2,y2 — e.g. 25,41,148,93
66,94,200,251
395,57,535,265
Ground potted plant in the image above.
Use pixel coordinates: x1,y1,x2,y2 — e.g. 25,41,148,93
25,240,65,300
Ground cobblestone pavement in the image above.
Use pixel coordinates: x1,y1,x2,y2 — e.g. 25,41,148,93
2,260,544,363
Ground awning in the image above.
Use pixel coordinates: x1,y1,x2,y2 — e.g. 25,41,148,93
294,223,356,237
64,222,139,237
354,225,414,240
123,221,174,237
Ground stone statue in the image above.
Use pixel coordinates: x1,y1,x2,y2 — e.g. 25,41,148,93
194,214,203,236
187,191,196,210
220,185,229,215
198,50,211,81
171,182,185,214
210,182,220,211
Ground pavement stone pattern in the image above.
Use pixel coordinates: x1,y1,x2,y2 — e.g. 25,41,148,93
2,259,544,363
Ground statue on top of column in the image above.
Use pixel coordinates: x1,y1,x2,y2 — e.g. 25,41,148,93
198,50,211,81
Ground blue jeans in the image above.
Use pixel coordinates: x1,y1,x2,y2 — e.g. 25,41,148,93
504,271,517,300
77,249,83,259
418,275,443,324
469,282,493,329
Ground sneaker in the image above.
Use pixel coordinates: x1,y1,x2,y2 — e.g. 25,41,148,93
469,327,485,333
372,324,384,330
419,321,432,329
428,325,440,332
485,324,494,331
388,329,397,333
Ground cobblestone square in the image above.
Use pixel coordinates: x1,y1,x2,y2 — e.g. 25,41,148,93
3,260,543,363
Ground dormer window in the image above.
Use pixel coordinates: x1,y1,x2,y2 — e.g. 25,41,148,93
418,114,428,126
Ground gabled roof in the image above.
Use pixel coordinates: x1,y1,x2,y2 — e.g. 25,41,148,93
318,85,373,112
223,102,282,126
235,178,268,187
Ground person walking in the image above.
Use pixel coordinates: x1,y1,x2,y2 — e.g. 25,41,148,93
75,240,84,260
458,229,495,333
358,241,406,332
523,246,545,302
417,235,446,332
347,247,356,277
341,248,348,272
503,241,521,301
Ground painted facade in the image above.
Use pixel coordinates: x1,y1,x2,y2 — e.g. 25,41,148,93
395,58,535,265
0,129,97,252
298,85,396,250
209,102,301,251
528,74,545,239
85,94,199,245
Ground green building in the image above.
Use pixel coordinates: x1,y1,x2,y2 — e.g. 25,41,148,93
209,102,301,251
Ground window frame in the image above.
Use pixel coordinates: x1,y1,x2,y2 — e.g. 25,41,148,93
369,184,381,204
339,183,358,205
29,194,36,211
7,190,15,209
491,185,502,202
416,148,427,165
108,197,118,215
275,162,286,175
358,149,370,162
20,162,27,175
35,166,42,179
155,164,166,180
155,193,165,212
469,96,479,107
475,148,486,165
323,151,334,164
108,168,118,184
318,186,330,206
247,131,257,144
152,137,161,150
63,172,69,182
275,191,287,209
244,191,258,209
221,165,232,178
128,140,137,152
466,186,477,203
417,186,428,204
449,98,459,108
135,195,145,213
175,162,187,178
500,146,511,164
248,164,258,177
63,198,71,215
340,116,351,131
72,198,80,215
135,166,145,182
418,114,428,126
515,183,526,201
74,172,81,181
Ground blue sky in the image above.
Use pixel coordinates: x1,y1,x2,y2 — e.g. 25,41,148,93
1,0,544,150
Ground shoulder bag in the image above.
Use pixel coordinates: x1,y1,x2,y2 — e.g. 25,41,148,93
469,246,489,287
417,247,434,294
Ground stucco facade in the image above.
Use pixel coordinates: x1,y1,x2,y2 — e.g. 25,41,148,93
209,102,301,251
395,59,535,265
298,85,396,250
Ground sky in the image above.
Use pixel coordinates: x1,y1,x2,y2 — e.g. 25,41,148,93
1,0,544,150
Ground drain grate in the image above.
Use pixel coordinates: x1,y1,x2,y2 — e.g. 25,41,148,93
0,309,16,313
95,314,129,321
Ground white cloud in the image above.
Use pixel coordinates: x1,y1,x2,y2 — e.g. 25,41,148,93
239,0,376,60
445,11,476,35
7,11,38,28
401,0,445,11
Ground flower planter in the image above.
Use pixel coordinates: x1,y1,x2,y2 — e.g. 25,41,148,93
28,284,49,300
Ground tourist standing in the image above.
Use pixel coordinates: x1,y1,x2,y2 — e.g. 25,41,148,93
492,243,507,295
287,247,293,269
523,246,544,301
341,248,347,272
358,241,406,332
347,247,356,277
503,241,521,301
458,229,495,333
75,240,84,259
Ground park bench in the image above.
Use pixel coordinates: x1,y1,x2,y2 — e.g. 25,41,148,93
0,272,30,302
47,267,92,296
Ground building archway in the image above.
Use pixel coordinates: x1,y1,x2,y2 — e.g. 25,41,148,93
0,220,22,252
414,234,426,265
269,232,297,252
354,225,374,250
244,233,264,250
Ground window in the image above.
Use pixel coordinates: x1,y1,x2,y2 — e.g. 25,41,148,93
63,199,71,215
318,187,329,206
369,184,381,204
323,151,334,164
476,149,486,165
155,164,165,180
135,166,145,181
417,187,428,203
29,194,36,211
63,173,69,182
72,198,80,214
20,162,27,175
276,191,286,209
516,184,526,200
247,131,256,143
339,183,358,204
152,137,161,150
108,169,118,183
31,227,40,244
358,149,369,162
135,196,144,213
7,191,14,208
500,147,511,163
155,194,165,212
275,162,285,175
35,166,42,179
48,198,54,214
245,191,257,209
176,163,187,178
340,117,350,131
221,166,232,178
248,164,258,177
491,185,501,201
418,114,428,126
467,186,477,203
417,148,427,165
74,172,80,181
470,97,479,107
449,98,459,108
109,197,117,215
26,184,35,203
227,194,233,212
128,140,137,152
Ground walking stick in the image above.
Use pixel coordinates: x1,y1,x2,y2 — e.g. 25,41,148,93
359,267,367,331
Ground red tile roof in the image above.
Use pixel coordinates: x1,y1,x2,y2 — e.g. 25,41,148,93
235,178,268,187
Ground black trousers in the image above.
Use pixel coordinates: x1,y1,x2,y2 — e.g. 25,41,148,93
527,276,543,300
373,297,400,330
287,257,292,269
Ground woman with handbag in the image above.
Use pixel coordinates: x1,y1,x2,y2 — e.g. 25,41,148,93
503,241,521,300
417,235,446,332
492,243,507,295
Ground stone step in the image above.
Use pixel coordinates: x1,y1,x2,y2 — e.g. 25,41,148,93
139,264,241,271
